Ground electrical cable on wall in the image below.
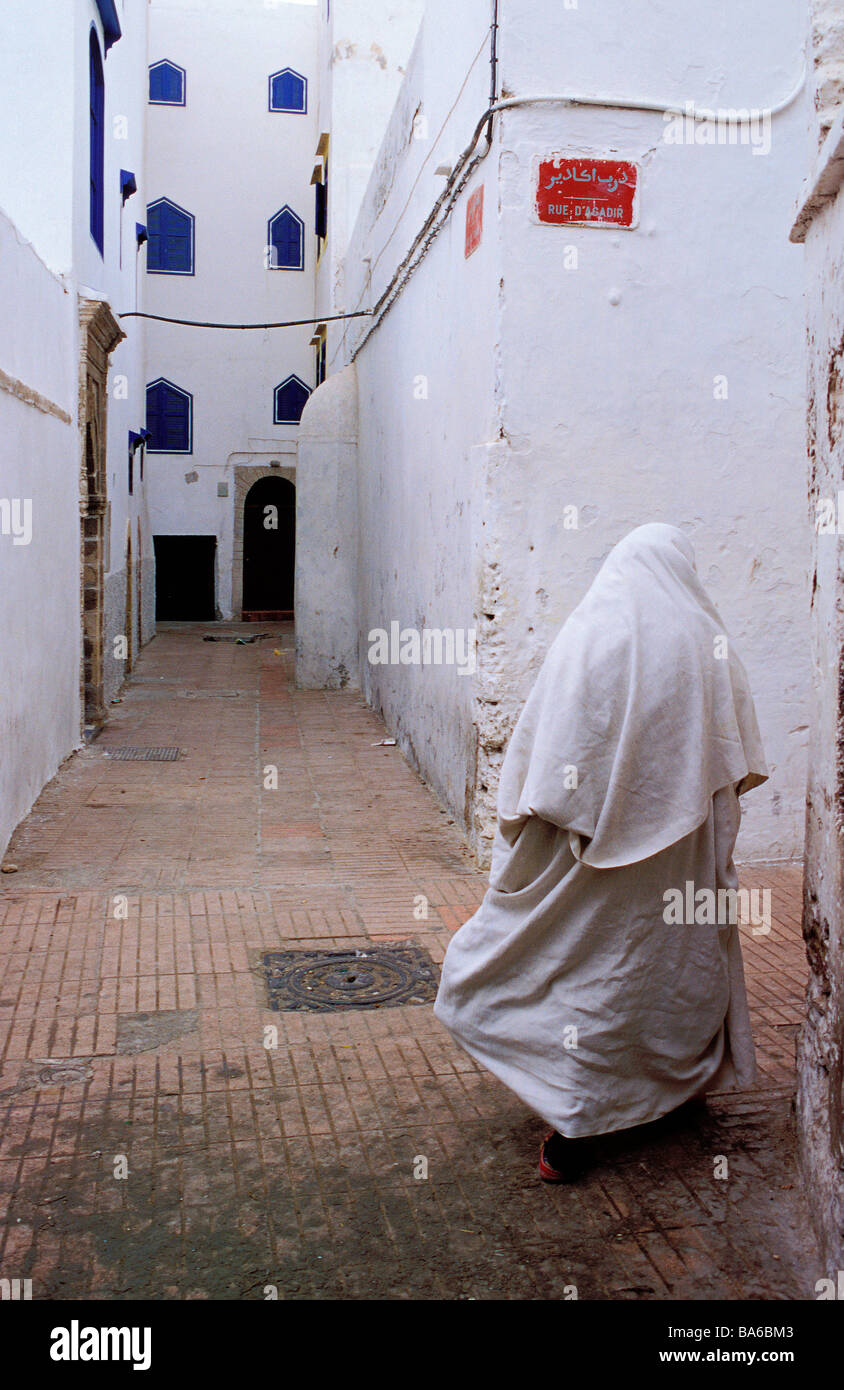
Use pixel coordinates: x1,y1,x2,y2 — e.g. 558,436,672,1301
118,310,373,329
349,46,806,359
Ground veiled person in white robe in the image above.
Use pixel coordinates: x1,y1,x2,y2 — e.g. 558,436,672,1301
434,524,768,1140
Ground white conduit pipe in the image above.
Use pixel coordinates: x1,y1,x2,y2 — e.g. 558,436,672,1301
350,65,807,358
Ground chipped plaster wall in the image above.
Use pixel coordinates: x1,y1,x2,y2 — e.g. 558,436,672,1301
793,0,844,1272
812,0,844,139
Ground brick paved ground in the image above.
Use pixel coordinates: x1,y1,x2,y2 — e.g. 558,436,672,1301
0,624,821,1299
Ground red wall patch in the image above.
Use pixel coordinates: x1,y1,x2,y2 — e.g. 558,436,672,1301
465,185,484,258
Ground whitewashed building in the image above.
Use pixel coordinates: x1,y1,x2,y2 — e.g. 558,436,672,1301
298,0,813,866
142,0,320,621
142,0,422,622
0,0,153,854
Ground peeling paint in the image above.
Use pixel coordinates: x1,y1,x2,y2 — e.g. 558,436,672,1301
795,0,844,1271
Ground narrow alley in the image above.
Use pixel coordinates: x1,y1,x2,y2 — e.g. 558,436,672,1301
0,626,820,1299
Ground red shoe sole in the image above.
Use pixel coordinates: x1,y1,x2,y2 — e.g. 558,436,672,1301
538,1152,568,1182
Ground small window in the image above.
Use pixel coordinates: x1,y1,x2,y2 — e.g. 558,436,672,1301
146,379,193,453
89,29,105,255
315,177,327,242
146,198,194,274
268,206,304,271
149,61,186,105
269,68,307,113
274,375,311,424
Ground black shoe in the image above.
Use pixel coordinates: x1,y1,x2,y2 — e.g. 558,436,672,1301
538,1129,592,1182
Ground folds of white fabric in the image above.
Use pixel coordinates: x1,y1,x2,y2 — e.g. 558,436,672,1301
434,784,757,1138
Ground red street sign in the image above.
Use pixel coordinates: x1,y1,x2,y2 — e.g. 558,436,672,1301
465,184,484,257
535,156,638,229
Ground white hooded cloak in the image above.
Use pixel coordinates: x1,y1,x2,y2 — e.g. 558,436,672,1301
434,524,769,1138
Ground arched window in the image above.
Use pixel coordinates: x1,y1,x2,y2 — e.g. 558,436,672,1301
89,29,105,255
269,68,307,113
268,206,304,270
274,375,311,424
149,61,186,105
146,379,193,453
146,198,194,274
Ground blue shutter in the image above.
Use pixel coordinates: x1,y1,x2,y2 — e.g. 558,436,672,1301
149,62,185,104
270,209,302,269
146,382,192,452
270,70,306,112
89,31,104,254
147,200,193,273
275,377,311,424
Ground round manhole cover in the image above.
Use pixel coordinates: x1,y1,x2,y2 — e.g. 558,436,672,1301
37,1061,92,1086
263,946,439,1012
287,954,415,1007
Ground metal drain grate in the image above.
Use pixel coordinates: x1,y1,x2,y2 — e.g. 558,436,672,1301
103,746,182,761
262,945,440,1013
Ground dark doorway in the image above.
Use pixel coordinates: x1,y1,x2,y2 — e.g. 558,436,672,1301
242,476,295,619
154,535,216,620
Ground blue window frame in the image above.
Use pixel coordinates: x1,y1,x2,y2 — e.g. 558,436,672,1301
269,69,307,113
149,61,186,105
146,379,193,453
146,198,194,274
89,29,105,255
268,206,304,270
274,375,311,424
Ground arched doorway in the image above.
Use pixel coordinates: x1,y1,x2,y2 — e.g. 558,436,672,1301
242,475,295,619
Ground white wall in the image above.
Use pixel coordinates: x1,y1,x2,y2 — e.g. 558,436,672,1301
0,0,153,853
482,0,810,862
0,1,76,274
144,0,319,617
315,0,425,366
329,0,496,818
315,0,812,863
0,209,79,855
295,363,360,688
